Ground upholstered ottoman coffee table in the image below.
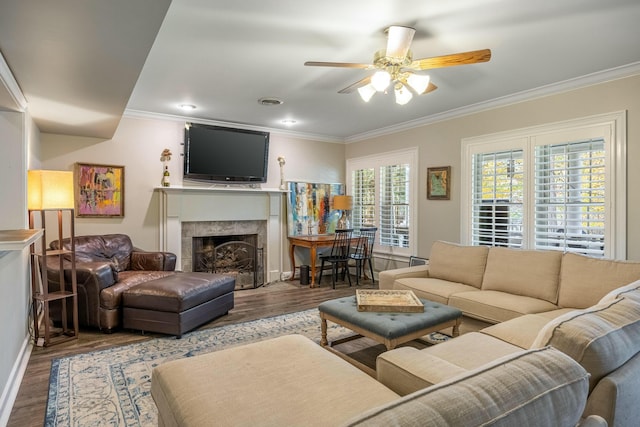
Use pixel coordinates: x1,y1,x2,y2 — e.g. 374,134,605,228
122,272,235,337
318,295,462,373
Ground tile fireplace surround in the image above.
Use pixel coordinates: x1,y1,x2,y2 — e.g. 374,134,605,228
156,185,285,283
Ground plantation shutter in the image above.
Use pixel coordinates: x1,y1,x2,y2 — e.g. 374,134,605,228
351,168,375,230
379,163,410,248
471,150,524,248
534,138,605,256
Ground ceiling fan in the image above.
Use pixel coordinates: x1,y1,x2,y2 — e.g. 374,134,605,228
305,26,491,105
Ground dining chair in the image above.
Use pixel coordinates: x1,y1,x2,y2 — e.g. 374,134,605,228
349,227,377,285
318,228,353,289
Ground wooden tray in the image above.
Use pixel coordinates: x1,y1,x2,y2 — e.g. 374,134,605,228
356,289,424,313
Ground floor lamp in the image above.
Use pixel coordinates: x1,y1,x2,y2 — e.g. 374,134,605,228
28,170,79,346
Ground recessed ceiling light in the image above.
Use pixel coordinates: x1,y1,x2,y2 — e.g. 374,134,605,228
258,97,283,106
179,104,196,110
281,119,297,126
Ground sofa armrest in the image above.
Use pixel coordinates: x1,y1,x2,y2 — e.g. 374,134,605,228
130,251,177,271
47,260,117,291
75,261,118,289
378,265,429,290
46,261,117,328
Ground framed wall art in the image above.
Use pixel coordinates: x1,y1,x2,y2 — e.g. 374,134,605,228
427,166,451,200
286,181,344,236
75,163,125,217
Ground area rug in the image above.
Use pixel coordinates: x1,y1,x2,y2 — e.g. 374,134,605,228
45,309,449,426
45,309,352,426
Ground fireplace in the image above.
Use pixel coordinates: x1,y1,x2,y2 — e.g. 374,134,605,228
181,219,267,289
192,234,264,290
157,186,285,284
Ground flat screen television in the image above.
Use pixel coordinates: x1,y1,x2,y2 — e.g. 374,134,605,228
184,123,270,184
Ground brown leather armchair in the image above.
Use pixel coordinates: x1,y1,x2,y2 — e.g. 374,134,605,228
47,234,177,332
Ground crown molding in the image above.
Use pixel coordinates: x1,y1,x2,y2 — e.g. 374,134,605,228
0,51,27,111
123,109,344,144
345,62,640,143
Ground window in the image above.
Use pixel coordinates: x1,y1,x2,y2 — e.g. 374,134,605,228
347,148,418,257
462,112,626,259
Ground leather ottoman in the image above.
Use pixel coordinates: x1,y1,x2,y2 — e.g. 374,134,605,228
122,272,235,337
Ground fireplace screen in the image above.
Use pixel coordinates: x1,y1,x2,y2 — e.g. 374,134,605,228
192,234,264,290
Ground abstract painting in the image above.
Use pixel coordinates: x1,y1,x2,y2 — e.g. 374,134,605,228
75,163,125,217
286,181,344,236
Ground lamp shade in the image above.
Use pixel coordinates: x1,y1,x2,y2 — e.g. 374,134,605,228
333,195,353,211
28,170,74,210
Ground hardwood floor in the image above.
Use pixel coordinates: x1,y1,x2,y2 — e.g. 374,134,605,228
7,279,372,427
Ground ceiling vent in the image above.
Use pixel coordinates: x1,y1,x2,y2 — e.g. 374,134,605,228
258,97,283,106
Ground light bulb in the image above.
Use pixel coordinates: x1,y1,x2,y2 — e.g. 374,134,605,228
357,84,376,102
371,71,391,92
407,74,431,94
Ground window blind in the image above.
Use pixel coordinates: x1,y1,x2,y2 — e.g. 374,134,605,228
379,164,410,248
351,168,375,230
471,150,524,248
534,138,605,256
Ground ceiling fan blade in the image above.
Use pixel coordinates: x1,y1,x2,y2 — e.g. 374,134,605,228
386,26,415,60
338,76,372,94
409,49,492,70
304,61,372,69
422,81,438,94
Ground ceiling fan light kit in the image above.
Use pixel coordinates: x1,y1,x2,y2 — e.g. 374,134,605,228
394,83,413,105
357,84,376,102
305,25,491,106
371,70,391,91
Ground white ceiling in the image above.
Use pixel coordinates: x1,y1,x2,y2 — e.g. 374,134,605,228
2,0,640,141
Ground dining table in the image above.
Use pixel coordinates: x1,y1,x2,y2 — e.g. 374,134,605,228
287,234,362,288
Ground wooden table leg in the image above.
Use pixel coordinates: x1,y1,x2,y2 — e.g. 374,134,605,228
288,241,296,281
309,244,318,287
320,314,328,346
452,318,461,337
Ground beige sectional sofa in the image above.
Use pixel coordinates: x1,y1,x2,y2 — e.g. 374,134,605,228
378,241,640,426
152,334,603,427
149,241,640,426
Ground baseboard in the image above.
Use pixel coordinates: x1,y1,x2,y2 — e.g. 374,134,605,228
0,335,32,426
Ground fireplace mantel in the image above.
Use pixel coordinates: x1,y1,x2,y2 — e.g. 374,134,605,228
156,186,286,282
155,185,286,194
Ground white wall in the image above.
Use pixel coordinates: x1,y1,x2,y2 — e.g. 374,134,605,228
0,110,37,425
40,116,346,265
346,74,640,261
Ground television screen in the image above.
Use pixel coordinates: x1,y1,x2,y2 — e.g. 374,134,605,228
184,123,269,183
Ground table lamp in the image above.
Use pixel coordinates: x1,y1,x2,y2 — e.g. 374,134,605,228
333,195,353,229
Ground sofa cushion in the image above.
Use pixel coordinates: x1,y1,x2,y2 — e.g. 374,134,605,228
428,241,489,289
481,247,562,303
532,297,640,391
349,347,590,427
448,290,558,324
558,253,640,308
152,334,399,427
481,314,553,349
392,277,478,305
377,332,522,395
53,233,134,271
